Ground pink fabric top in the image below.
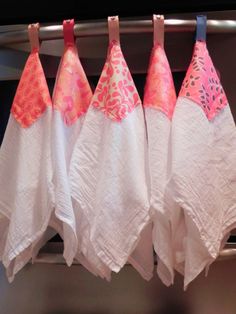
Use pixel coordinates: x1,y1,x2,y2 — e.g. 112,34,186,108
143,43,176,119
91,17,141,122
179,40,228,120
53,19,93,126
11,24,52,128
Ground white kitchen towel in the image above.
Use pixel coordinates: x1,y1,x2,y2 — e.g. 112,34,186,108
169,35,236,289
69,16,150,276
47,19,110,279
143,14,177,286
0,23,53,281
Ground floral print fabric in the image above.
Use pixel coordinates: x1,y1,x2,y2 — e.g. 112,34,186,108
179,41,228,120
91,41,141,121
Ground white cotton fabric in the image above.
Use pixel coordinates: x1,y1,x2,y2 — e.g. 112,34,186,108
128,222,154,280
50,110,111,279
145,108,174,286
0,108,54,281
72,198,111,279
168,97,236,289
49,111,82,266
29,111,110,280
69,104,150,274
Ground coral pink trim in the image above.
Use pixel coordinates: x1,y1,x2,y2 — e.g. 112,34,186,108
52,19,92,126
11,52,52,128
143,44,176,119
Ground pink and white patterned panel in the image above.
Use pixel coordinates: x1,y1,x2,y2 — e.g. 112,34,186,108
179,41,228,120
91,41,141,122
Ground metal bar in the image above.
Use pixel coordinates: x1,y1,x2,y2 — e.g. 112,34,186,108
218,248,236,260
33,248,236,265
0,19,236,46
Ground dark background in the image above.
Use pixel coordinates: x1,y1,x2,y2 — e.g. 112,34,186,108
1,0,236,24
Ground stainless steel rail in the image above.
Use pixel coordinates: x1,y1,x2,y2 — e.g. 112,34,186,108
33,248,236,265
0,19,236,45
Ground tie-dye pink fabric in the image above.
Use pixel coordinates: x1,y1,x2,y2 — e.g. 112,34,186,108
179,41,228,120
11,52,52,128
91,40,141,121
53,45,93,126
143,44,176,119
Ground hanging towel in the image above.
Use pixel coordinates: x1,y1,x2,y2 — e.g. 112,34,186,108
69,16,150,275
0,23,53,281
143,15,177,286
49,19,110,279
169,15,236,289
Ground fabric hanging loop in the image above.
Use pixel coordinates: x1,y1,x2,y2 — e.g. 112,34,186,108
108,16,120,44
63,19,75,46
28,23,40,52
196,15,207,41
153,14,164,47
